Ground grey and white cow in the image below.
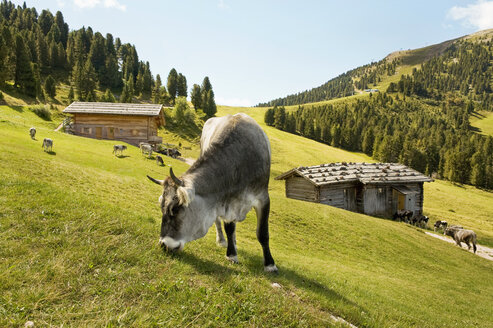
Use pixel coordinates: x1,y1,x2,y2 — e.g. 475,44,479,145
147,113,277,272
42,138,53,152
141,143,153,158
29,127,36,139
113,144,127,156
434,220,448,232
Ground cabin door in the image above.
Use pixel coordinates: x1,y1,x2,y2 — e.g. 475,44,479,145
96,127,102,139
397,193,405,211
108,127,114,139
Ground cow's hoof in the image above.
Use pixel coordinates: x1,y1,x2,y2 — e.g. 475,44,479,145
226,255,239,263
217,239,227,248
264,264,278,273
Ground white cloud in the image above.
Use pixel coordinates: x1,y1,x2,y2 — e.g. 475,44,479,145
218,0,229,10
216,96,253,107
57,0,66,7
448,0,493,30
103,0,126,11
73,0,126,11
73,0,99,9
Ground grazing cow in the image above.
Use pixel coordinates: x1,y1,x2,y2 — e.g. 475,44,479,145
147,113,277,272
168,148,181,158
141,144,153,158
113,145,127,156
434,220,448,232
393,210,413,223
156,155,164,166
444,227,477,253
42,138,53,152
29,127,36,139
416,215,429,228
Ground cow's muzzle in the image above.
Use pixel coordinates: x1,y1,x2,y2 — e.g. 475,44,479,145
158,236,184,252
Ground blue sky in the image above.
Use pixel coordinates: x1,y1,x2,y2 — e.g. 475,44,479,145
13,0,493,106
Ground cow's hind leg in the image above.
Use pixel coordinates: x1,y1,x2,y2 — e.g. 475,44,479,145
224,222,238,263
215,219,227,248
255,197,277,273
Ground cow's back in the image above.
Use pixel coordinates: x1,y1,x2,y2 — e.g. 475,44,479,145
193,113,271,198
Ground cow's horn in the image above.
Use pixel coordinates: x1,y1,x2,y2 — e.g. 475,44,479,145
169,168,184,186
147,175,164,185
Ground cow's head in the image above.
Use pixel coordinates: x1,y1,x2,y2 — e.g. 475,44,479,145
148,168,204,252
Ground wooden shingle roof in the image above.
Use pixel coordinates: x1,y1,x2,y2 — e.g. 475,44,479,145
275,162,433,186
63,102,166,116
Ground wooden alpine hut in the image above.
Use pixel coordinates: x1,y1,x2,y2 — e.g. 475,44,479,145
63,102,167,147
275,162,433,218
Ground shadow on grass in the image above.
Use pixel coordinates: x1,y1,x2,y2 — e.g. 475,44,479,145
115,155,130,159
178,249,366,324
45,151,56,155
11,106,24,113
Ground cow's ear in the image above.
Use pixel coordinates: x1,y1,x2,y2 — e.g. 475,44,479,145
176,186,191,207
147,175,164,185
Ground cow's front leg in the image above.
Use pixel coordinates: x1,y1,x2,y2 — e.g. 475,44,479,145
215,218,227,248
224,222,238,263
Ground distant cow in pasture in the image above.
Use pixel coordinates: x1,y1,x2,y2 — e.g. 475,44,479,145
42,138,53,152
141,144,153,158
147,113,277,272
168,148,181,158
156,155,164,166
445,227,477,253
415,214,429,228
113,145,127,156
434,220,448,232
29,127,36,139
393,210,413,223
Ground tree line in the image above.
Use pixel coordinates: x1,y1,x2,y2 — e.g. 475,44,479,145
387,40,493,110
265,92,493,189
257,59,399,107
0,1,216,116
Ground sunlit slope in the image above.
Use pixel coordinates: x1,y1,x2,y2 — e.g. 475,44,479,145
470,111,493,137
1,105,492,327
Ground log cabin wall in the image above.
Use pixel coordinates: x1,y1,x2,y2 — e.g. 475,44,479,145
73,113,159,146
285,177,318,203
319,183,357,210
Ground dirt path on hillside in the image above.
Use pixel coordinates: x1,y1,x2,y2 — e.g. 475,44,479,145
425,232,493,261
178,157,195,166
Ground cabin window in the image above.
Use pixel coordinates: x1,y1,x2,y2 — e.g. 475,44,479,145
120,128,124,134
82,127,91,134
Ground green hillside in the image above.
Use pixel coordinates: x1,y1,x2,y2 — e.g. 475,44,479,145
1,104,492,327
471,111,493,137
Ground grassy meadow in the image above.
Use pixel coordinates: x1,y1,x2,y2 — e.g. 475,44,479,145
1,104,493,327
470,110,493,137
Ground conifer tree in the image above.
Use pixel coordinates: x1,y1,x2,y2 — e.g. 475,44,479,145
100,88,116,102
14,34,36,97
44,75,56,98
68,85,74,103
191,84,201,110
201,77,216,117
167,68,178,103
177,73,187,97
